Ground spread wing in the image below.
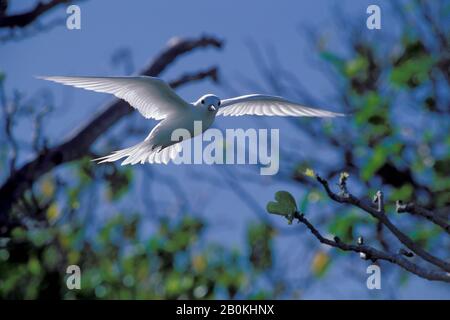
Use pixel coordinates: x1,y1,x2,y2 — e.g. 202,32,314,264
38,76,189,120
217,94,344,117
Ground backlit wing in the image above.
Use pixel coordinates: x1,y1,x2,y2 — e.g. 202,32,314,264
39,76,189,120
217,94,344,117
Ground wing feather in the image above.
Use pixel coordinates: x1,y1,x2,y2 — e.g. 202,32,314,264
38,76,188,120
217,94,344,117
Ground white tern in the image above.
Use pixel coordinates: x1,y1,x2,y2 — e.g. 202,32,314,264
39,76,344,165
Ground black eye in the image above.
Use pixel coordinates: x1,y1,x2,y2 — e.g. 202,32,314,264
218,101,221,106
201,99,205,104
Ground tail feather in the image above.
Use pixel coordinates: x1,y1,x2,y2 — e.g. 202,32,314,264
92,141,181,165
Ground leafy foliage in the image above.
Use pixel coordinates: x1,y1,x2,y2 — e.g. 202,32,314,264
0,214,278,299
269,1,450,283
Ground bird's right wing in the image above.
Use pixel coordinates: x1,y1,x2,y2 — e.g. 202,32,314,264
217,94,344,117
38,76,189,120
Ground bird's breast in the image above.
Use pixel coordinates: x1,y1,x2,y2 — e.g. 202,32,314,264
168,109,215,137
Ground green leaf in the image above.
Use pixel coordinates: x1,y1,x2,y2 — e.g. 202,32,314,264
390,184,413,201
361,145,387,181
267,191,298,223
390,55,434,88
344,56,368,77
267,191,297,215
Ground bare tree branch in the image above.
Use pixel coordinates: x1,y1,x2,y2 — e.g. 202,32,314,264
0,0,8,17
0,81,18,173
314,174,450,272
0,35,223,231
0,0,71,28
168,66,218,88
32,104,52,153
376,220,390,252
396,200,450,235
293,211,450,283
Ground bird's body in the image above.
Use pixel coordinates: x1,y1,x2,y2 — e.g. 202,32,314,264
39,75,344,165
147,103,215,149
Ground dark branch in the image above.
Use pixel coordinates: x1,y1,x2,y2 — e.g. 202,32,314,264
294,211,450,283
32,104,52,153
168,66,218,88
376,220,390,252
315,174,450,273
0,81,18,173
0,0,70,29
0,35,223,231
396,200,450,235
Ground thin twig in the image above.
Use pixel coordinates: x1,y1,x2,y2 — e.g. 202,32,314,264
0,81,18,173
315,174,450,273
0,0,70,28
293,211,450,283
396,200,450,235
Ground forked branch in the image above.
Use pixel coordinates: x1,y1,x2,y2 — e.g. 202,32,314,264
315,174,450,273
0,0,70,28
269,173,450,283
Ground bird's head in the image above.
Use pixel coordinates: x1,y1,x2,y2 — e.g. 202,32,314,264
195,94,221,112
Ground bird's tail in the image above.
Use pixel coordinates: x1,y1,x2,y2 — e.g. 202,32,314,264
93,140,181,165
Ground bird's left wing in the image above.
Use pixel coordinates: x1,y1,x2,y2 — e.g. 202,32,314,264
38,76,189,120
217,94,344,117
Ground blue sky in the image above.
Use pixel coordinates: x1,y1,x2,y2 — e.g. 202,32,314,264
1,0,449,299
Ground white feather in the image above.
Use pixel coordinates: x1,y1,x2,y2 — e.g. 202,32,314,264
93,141,181,165
39,75,344,167
38,76,188,120
217,94,344,117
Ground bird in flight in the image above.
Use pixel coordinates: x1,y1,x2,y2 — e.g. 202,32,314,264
39,76,344,165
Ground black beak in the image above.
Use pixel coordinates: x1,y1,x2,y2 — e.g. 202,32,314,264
208,105,216,111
